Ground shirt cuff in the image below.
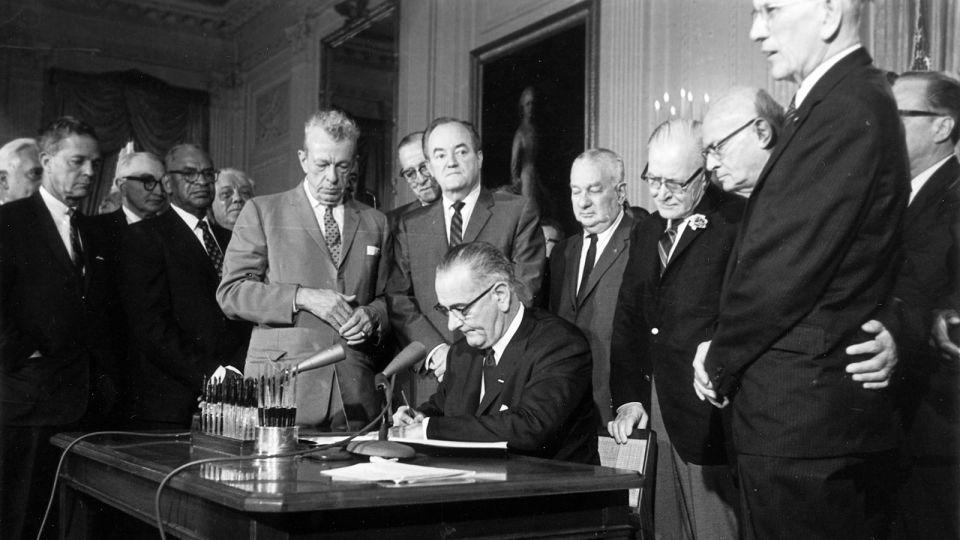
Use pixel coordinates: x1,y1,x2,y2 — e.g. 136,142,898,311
422,417,430,440
425,344,446,370
616,402,643,415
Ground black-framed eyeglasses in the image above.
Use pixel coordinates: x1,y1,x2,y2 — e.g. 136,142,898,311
898,109,945,118
400,162,431,182
640,164,704,194
433,282,498,321
167,168,218,185
121,174,163,191
701,117,759,160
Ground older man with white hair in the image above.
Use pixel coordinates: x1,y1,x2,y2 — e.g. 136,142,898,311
693,1,908,537
0,138,42,204
211,168,254,230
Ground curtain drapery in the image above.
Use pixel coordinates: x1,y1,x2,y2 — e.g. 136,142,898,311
42,69,208,215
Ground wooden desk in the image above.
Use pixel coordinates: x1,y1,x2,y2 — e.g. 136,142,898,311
53,433,643,539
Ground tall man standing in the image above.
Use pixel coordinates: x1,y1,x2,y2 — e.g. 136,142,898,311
218,109,388,430
609,120,743,539
549,149,635,425
0,117,123,539
120,144,249,429
889,70,960,539
694,2,908,537
387,117,544,402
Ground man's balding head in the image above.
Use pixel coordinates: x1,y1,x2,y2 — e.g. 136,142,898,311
702,87,784,197
0,138,42,203
646,119,708,220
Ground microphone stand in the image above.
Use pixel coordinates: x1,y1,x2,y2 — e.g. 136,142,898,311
377,374,394,441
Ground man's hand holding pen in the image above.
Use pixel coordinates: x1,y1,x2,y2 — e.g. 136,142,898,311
390,405,427,439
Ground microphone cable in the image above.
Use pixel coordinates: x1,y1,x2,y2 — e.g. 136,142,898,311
36,430,191,540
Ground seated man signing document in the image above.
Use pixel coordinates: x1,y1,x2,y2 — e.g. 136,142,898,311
392,241,599,464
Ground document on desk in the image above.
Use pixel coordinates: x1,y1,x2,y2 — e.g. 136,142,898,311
389,437,507,450
322,459,476,485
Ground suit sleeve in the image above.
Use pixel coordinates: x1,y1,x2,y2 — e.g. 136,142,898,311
609,225,651,411
366,212,391,334
217,200,299,325
0,213,35,370
120,224,205,386
426,331,592,451
385,215,447,351
547,238,566,314
511,196,546,305
706,95,901,395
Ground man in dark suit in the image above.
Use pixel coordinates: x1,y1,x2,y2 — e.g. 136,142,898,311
120,143,249,429
386,131,440,231
888,70,960,539
112,151,167,225
393,242,597,464
387,117,545,403
693,2,908,537
218,109,389,430
608,120,742,539
0,117,123,539
550,149,635,426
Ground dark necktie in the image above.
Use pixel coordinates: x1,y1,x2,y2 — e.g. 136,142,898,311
784,95,799,131
481,348,498,404
658,221,679,274
449,201,465,246
577,233,598,300
68,208,84,275
323,205,341,265
197,220,223,278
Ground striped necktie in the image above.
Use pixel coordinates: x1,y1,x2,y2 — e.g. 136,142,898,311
658,221,679,274
449,201,465,246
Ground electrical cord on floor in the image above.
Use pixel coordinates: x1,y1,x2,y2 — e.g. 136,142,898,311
36,430,191,540
153,409,385,540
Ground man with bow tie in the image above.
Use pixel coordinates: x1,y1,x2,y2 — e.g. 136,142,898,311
393,241,598,464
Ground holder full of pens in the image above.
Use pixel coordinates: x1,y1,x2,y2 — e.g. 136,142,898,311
192,364,300,455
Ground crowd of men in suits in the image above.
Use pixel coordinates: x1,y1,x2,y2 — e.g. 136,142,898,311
1,0,958,538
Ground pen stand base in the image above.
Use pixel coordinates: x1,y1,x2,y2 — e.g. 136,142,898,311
256,426,299,455
190,431,258,456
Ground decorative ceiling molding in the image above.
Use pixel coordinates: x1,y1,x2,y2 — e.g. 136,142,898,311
48,0,274,36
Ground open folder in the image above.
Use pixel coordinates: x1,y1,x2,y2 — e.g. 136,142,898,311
321,459,475,485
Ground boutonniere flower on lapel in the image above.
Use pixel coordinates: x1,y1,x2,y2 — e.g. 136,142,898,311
688,214,709,230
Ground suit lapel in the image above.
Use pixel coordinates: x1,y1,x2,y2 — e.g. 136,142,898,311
477,309,533,415
163,210,216,283
291,186,334,263
29,193,76,274
663,187,719,275
578,214,634,305
564,234,584,311
428,202,450,258
463,189,493,244
338,200,361,267
906,156,959,224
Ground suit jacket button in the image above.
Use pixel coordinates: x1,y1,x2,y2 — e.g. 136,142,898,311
650,328,659,335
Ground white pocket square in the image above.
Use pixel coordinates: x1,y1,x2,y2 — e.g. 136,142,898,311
367,245,380,256
499,404,509,412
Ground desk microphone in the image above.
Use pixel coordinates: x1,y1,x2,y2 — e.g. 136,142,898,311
295,343,347,372
374,341,427,390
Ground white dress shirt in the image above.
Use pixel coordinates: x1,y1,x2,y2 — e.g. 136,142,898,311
909,155,953,205
171,203,221,252
577,209,624,291
39,185,81,260
303,182,344,239
122,204,142,224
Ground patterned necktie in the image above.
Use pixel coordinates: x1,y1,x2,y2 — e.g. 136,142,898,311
658,221,679,274
481,348,498,405
449,201,465,246
68,208,84,275
197,220,223,278
784,95,799,130
323,204,342,266
578,233,598,300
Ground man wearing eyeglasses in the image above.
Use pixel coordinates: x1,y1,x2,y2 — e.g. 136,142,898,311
0,137,42,204
119,143,250,429
387,117,544,404
218,109,388,431
106,151,168,224
392,241,598,464
887,70,960,539
692,1,908,537
387,131,440,232
607,119,743,539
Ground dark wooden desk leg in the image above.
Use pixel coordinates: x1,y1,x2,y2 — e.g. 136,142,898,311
59,483,91,540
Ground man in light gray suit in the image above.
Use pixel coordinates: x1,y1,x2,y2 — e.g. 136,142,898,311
549,149,635,425
386,117,545,403
218,109,389,430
